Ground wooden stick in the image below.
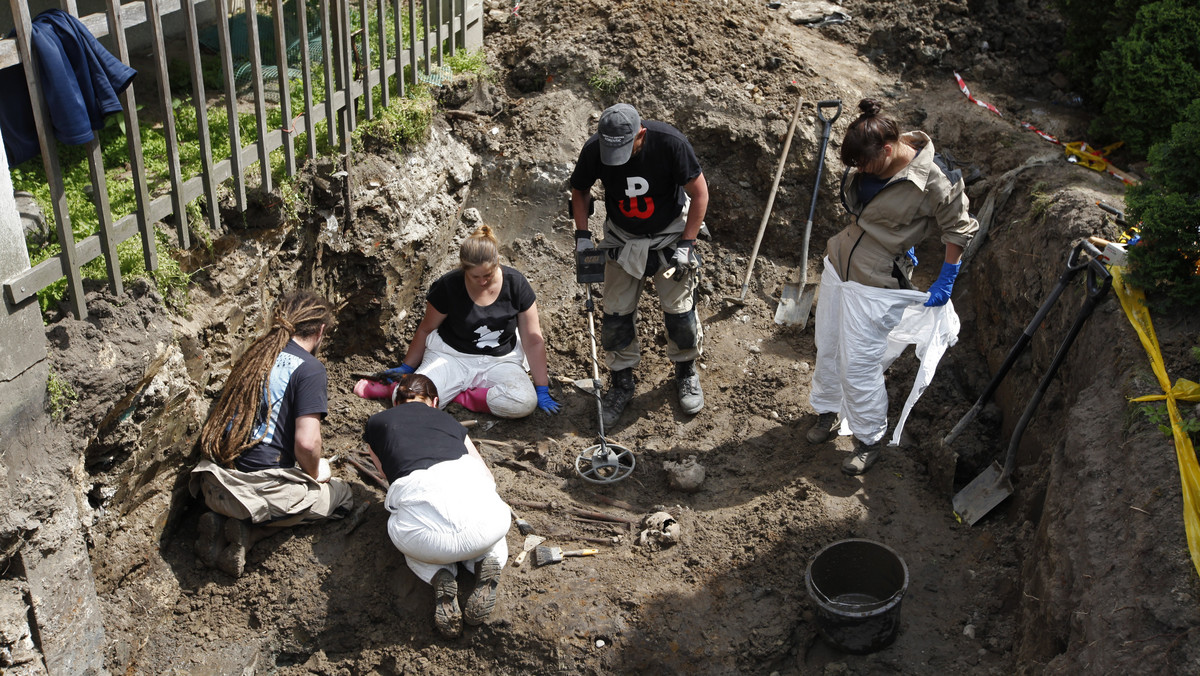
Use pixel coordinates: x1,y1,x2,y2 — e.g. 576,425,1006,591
499,459,559,481
509,499,553,511
567,508,636,525
589,493,638,512
344,455,389,492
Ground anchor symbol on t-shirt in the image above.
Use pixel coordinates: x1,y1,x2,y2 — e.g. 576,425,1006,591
475,326,502,349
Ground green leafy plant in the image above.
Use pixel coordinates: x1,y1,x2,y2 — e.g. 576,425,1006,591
588,67,625,95
446,48,491,78
1088,1,1200,155
1139,402,1200,441
46,370,78,421
1124,99,1200,310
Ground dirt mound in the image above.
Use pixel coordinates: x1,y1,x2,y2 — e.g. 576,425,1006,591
9,0,1200,673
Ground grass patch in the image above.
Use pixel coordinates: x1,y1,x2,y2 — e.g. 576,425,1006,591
1028,181,1053,223
47,370,78,421
589,66,625,95
12,2,463,318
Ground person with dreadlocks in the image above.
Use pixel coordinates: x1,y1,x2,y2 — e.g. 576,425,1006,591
363,373,511,638
353,224,559,418
189,290,355,577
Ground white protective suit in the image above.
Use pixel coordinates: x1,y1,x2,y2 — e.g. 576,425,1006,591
810,259,961,446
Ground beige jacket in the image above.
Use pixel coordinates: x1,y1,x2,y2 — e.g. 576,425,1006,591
827,131,978,289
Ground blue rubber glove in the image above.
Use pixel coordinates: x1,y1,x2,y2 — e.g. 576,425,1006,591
535,385,560,414
924,261,961,307
378,363,416,382
905,247,918,267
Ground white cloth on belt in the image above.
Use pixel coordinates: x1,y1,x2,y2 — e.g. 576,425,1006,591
384,453,511,583
810,258,960,446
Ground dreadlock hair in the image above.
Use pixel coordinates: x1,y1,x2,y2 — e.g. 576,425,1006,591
459,224,500,270
199,291,334,467
839,98,900,169
391,373,439,406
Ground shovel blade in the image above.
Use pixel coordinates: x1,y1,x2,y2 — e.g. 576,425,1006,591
951,461,1014,526
774,284,816,326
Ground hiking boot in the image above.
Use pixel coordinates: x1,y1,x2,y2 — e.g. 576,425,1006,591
842,439,883,476
601,368,635,428
432,568,462,638
806,412,839,444
195,512,226,569
675,360,704,415
463,556,502,626
217,518,253,578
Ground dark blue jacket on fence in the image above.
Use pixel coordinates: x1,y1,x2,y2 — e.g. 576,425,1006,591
0,9,137,166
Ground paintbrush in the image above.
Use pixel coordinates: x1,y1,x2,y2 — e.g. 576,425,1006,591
533,546,599,567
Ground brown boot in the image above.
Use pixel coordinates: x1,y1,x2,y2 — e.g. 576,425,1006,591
195,512,226,569
432,568,462,638
216,518,257,578
463,557,502,626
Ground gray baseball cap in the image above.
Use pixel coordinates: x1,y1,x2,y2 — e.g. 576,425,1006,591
598,103,641,165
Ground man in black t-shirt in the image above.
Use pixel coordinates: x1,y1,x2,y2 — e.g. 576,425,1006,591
569,103,710,427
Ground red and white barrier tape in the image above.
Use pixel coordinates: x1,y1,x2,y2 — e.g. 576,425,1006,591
1020,121,1061,145
954,72,1002,117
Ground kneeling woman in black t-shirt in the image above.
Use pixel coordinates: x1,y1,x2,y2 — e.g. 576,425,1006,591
363,374,512,638
354,224,559,418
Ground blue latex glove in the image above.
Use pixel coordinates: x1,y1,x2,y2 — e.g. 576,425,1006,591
378,363,416,382
535,385,560,414
924,261,961,307
905,247,918,267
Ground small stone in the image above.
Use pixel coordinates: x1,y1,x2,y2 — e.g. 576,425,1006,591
963,623,976,639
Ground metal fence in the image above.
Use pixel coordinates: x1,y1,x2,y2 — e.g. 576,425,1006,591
1,0,481,319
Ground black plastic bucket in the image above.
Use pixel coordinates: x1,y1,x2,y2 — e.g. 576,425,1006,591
805,538,909,654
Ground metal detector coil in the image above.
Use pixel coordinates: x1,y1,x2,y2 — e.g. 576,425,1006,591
575,442,636,484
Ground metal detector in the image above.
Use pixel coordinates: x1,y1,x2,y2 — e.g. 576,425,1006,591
570,197,635,484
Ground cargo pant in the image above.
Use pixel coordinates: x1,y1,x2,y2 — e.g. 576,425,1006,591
190,459,355,527
600,213,703,371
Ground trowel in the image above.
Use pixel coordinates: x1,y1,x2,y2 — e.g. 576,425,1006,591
513,535,545,567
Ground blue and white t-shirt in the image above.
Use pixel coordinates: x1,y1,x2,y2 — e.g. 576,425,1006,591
235,340,328,472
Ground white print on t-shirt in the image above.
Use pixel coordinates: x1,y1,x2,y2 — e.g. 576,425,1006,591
475,325,502,350
624,176,649,198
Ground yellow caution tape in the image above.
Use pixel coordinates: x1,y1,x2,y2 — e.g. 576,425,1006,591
1112,267,1200,577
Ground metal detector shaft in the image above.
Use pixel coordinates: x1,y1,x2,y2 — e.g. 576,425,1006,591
585,285,606,440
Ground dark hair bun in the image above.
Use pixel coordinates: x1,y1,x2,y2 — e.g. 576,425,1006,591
858,98,883,117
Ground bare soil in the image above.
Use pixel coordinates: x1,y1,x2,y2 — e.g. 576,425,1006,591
20,0,1200,674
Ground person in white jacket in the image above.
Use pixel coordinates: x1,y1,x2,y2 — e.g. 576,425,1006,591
363,373,511,638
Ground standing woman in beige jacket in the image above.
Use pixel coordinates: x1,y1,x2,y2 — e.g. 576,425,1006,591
807,98,978,475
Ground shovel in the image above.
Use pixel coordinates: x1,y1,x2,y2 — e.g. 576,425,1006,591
513,534,545,566
727,93,804,305
942,242,1091,447
534,546,599,567
953,255,1112,525
776,99,842,326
